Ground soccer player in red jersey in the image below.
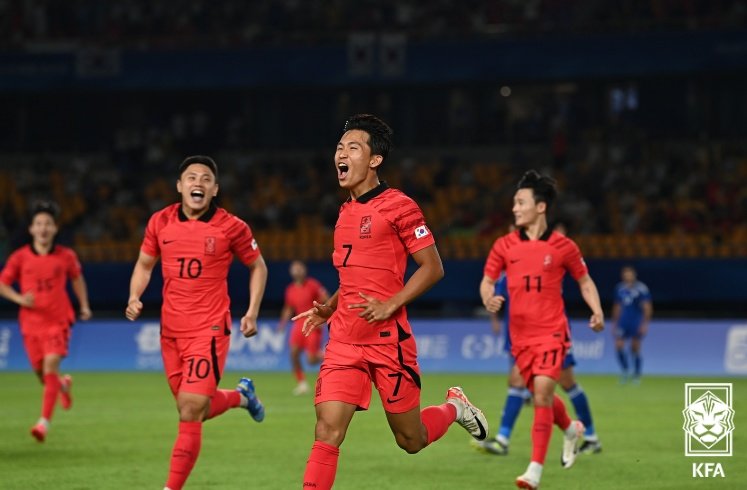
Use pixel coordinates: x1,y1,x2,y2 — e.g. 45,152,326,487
276,260,329,395
480,170,604,489
125,156,268,490
0,201,92,442
294,114,488,490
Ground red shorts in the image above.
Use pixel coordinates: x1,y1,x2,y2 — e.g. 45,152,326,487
23,329,70,371
161,335,229,398
289,321,323,356
315,333,421,414
513,340,569,390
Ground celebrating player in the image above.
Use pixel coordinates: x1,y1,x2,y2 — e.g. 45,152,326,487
0,200,92,442
612,265,652,384
125,156,267,490
295,114,488,489
480,170,604,489
276,260,329,395
474,224,602,457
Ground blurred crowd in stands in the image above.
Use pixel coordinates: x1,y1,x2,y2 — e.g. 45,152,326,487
1,0,746,50
1,1,747,262
1,131,745,262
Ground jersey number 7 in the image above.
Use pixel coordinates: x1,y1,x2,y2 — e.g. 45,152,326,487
342,244,353,267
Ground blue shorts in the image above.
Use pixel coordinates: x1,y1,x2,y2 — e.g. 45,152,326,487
563,351,576,369
617,324,643,340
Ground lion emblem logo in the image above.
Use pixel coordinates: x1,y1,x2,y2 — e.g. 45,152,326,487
682,390,735,449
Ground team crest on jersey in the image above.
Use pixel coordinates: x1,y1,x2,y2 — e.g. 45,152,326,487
415,225,430,239
543,254,553,270
205,236,216,256
360,215,372,238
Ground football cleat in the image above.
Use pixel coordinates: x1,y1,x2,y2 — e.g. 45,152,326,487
236,378,265,422
471,434,509,455
579,439,603,454
561,420,584,468
59,374,73,410
515,472,540,489
446,386,488,441
30,422,47,443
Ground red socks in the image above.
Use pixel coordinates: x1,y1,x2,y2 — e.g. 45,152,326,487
303,441,340,490
206,390,241,420
531,406,553,464
552,394,572,430
421,403,457,445
530,395,573,464
294,367,305,383
165,391,242,489
41,373,61,420
165,421,202,490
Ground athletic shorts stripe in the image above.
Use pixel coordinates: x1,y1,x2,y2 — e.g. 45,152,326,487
396,323,421,389
210,337,221,385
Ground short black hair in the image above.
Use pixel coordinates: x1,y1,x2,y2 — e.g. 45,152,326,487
517,170,557,211
29,200,60,224
343,114,393,161
179,155,218,179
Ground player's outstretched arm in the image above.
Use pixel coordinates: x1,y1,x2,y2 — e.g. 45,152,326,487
480,275,505,313
350,244,444,323
577,274,604,332
71,275,92,320
126,251,157,321
240,255,267,338
294,290,339,336
0,282,34,308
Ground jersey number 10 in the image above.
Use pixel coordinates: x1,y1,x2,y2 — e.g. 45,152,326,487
177,258,203,278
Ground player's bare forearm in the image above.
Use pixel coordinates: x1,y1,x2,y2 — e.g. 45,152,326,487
245,255,267,319
0,283,20,304
386,245,444,313
480,275,504,313
126,252,157,320
324,289,339,311
239,256,266,338
351,246,443,323
578,274,604,331
71,275,92,320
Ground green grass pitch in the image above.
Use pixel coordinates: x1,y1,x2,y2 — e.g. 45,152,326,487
1,372,745,489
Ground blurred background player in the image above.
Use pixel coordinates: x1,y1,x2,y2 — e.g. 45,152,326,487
276,260,329,395
612,265,652,384
0,200,92,442
481,170,604,489
475,222,601,457
295,114,488,490
125,156,268,490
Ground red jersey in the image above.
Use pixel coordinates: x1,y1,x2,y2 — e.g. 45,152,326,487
141,203,261,338
330,182,435,344
484,229,588,347
285,278,327,328
0,244,81,333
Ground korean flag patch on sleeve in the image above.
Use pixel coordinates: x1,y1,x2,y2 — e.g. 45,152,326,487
414,225,430,239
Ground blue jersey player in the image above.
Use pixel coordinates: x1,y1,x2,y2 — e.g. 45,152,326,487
612,266,652,384
474,274,602,456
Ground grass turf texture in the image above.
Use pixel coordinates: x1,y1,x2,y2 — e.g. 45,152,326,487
0,372,745,489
